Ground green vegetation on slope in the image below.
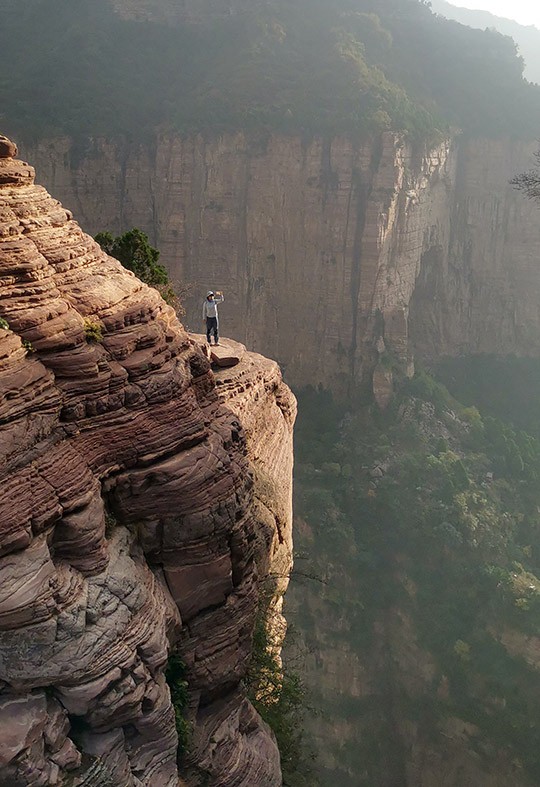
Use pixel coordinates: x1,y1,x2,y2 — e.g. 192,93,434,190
245,594,316,786
431,0,540,84
1,0,540,142
165,653,191,758
289,369,540,785
95,228,179,307
436,355,540,436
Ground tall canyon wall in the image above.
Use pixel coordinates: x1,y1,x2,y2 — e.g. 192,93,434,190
22,132,540,393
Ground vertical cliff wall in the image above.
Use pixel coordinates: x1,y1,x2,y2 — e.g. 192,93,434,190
23,133,453,392
0,136,295,786
24,132,540,394
410,137,540,359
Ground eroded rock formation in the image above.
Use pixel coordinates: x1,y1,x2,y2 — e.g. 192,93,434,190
0,137,295,786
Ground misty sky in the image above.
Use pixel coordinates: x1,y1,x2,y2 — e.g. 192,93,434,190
447,0,540,27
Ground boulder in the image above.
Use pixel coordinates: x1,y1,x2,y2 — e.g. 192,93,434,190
0,135,16,158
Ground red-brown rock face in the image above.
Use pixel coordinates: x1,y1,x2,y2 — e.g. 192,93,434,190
0,139,295,786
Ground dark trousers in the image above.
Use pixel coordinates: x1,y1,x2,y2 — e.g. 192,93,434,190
206,316,218,343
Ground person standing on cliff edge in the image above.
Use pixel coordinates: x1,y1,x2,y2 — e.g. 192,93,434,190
202,290,224,346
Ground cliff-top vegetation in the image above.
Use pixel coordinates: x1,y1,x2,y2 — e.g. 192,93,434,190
2,0,540,142
430,0,540,84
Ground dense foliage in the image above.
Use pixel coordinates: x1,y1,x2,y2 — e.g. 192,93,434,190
2,0,540,142
291,367,540,785
431,0,540,84
165,653,191,758
83,317,103,344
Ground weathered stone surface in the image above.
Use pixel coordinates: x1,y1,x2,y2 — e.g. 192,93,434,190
0,136,17,159
372,364,394,411
18,132,452,394
0,693,47,767
410,137,540,362
0,136,296,786
0,156,35,186
184,689,281,787
22,132,540,397
210,341,244,368
191,334,245,368
210,337,296,591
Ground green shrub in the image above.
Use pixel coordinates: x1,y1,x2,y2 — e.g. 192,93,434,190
165,653,191,758
104,511,117,539
83,318,103,344
95,228,181,309
453,639,471,661
404,370,456,412
245,601,315,786
321,462,341,477
461,406,482,425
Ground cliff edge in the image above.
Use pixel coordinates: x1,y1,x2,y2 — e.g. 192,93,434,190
0,135,296,786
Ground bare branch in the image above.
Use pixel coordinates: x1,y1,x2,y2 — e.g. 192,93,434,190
511,144,540,201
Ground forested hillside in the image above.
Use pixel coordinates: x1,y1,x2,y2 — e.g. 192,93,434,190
431,0,540,84
288,362,540,785
2,0,540,141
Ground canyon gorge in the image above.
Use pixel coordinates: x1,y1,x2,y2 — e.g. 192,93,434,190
5,0,540,784
12,122,540,787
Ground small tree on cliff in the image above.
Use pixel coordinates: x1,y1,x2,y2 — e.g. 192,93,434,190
511,149,540,200
95,228,179,308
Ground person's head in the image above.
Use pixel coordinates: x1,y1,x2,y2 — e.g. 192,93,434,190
207,291,214,300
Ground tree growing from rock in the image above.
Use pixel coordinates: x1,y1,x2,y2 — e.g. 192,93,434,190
95,228,180,308
512,150,540,200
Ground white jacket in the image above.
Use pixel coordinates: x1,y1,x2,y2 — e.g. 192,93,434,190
202,295,224,320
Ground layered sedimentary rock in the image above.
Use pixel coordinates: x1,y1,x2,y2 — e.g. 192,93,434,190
194,335,295,595
183,336,295,783
0,138,295,786
23,131,540,393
